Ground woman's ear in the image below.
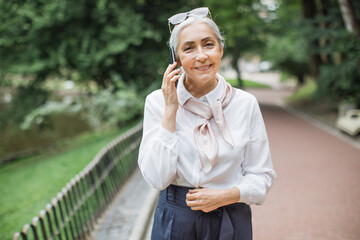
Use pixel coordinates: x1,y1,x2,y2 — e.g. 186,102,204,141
176,57,182,66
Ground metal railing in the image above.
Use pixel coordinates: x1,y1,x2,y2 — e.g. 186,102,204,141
13,122,143,240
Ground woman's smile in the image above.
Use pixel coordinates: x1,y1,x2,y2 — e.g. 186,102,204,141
194,64,212,71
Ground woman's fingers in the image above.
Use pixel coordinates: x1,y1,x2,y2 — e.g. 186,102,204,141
165,69,181,88
185,188,222,212
186,198,215,213
162,63,180,95
186,190,199,201
186,190,204,208
188,189,200,194
170,73,181,86
162,62,178,85
161,62,180,113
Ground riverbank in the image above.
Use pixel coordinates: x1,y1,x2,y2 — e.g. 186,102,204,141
0,123,136,240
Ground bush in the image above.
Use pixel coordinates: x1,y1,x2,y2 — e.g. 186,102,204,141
21,85,144,132
317,32,360,106
82,86,144,131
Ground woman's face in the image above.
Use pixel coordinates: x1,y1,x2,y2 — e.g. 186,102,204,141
177,22,223,86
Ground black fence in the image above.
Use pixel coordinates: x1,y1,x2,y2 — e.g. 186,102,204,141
13,122,143,240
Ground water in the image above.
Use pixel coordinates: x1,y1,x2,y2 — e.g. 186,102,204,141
0,113,90,164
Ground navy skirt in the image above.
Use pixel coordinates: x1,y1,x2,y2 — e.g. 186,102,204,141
151,185,252,240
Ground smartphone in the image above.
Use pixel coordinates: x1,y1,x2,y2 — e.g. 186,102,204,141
169,47,176,64
169,47,179,87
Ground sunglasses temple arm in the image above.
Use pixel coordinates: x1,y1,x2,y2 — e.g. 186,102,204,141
168,21,172,33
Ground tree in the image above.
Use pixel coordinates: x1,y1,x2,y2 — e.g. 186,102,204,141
204,0,267,87
259,0,311,85
302,0,360,105
315,1,360,105
0,0,203,90
0,0,203,130
301,0,323,77
263,33,309,85
337,0,360,40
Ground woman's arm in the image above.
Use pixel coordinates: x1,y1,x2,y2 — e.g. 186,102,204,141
161,62,181,132
138,63,181,190
237,98,276,205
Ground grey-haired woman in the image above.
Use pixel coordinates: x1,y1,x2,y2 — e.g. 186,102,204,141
138,7,276,240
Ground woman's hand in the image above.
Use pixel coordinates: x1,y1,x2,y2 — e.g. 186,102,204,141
186,187,240,212
161,62,181,132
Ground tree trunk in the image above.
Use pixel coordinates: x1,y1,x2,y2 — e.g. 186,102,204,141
337,0,360,40
316,0,330,64
232,58,244,89
231,45,244,88
297,73,305,86
301,0,322,78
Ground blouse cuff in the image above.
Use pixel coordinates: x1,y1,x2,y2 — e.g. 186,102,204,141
158,125,177,143
237,183,251,204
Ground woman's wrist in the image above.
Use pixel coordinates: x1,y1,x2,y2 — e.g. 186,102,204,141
162,107,177,133
221,187,240,206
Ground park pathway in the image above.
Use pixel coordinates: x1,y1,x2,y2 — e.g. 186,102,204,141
91,88,360,240
248,89,360,240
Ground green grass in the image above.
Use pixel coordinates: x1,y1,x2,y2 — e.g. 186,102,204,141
286,80,317,104
226,79,271,89
0,123,136,240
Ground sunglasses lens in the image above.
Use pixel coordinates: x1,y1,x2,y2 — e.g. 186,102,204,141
168,13,187,25
168,7,210,32
190,7,209,17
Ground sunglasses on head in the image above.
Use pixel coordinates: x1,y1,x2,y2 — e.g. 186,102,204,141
168,7,212,33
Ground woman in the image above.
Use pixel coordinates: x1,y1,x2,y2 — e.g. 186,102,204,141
138,7,276,240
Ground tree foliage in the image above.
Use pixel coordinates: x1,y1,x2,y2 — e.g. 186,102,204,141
0,0,196,89
262,0,310,85
204,0,268,87
302,0,360,105
0,0,203,130
262,0,360,104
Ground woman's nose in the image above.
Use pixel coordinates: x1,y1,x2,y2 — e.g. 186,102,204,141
195,50,208,61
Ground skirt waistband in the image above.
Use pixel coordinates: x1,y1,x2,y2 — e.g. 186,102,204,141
156,185,251,240
160,185,193,208
160,184,245,209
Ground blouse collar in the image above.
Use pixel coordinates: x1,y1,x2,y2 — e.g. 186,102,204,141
177,73,222,106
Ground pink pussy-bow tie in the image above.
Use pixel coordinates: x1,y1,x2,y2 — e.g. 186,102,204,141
182,78,236,173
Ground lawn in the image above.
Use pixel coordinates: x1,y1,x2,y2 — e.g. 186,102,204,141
226,79,271,89
286,80,340,128
286,80,317,104
0,123,136,240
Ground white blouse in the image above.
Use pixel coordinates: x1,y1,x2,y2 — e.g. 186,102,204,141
138,74,276,205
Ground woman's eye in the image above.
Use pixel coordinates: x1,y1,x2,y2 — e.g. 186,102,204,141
184,47,193,52
205,42,215,47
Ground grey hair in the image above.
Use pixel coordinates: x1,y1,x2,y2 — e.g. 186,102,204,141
169,16,225,57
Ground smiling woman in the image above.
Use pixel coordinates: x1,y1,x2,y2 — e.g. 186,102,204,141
138,7,276,240
177,22,223,98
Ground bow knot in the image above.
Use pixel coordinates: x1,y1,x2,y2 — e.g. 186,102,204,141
182,75,235,173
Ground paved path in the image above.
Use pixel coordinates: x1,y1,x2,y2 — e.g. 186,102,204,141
248,89,360,240
90,169,155,240
91,88,360,240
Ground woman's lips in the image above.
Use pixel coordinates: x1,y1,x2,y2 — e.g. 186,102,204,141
195,64,212,71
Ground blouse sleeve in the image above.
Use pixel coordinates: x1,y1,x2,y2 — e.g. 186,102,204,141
237,97,276,205
138,92,179,190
